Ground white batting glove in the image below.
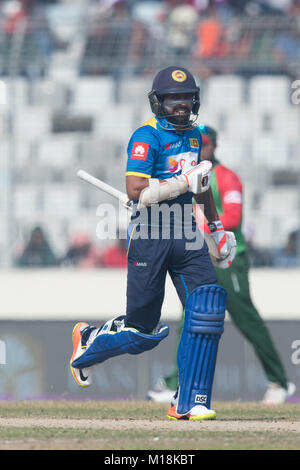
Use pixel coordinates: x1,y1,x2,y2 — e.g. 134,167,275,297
178,160,212,194
208,221,237,269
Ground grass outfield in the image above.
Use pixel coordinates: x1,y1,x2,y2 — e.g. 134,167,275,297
0,400,299,450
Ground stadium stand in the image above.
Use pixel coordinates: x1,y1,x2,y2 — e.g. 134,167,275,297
0,0,299,267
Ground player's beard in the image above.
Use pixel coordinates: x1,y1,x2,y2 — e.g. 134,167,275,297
165,106,191,127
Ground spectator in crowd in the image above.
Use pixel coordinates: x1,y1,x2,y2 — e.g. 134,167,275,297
80,0,148,77
195,7,229,58
273,22,300,64
288,0,300,15
284,228,300,256
15,225,58,268
2,0,26,34
60,232,103,268
272,228,300,267
165,0,199,64
28,3,54,59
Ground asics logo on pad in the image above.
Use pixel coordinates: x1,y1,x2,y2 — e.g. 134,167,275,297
195,394,207,404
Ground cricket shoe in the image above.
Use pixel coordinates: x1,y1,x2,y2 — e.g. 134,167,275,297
262,381,296,405
70,322,95,387
146,379,177,403
167,404,216,421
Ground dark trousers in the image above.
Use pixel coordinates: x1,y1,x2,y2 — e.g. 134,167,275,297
125,224,217,333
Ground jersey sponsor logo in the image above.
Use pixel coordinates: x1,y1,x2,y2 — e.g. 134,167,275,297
166,152,198,174
172,70,187,82
224,190,242,204
195,394,207,404
133,261,147,267
169,157,179,173
131,142,149,160
189,138,199,149
165,141,182,150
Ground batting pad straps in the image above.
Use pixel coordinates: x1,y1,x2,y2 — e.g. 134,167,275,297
176,284,227,415
137,177,188,209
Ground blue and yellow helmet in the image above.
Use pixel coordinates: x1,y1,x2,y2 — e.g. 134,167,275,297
148,66,200,129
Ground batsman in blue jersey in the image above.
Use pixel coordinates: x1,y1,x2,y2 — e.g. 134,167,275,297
70,66,236,420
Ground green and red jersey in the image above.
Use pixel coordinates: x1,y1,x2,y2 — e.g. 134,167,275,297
210,161,247,255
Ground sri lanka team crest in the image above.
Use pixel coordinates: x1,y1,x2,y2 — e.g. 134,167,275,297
189,138,199,149
172,70,187,82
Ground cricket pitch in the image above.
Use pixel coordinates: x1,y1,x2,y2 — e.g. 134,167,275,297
0,400,299,450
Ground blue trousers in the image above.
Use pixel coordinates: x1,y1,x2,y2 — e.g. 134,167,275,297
125,224,217,333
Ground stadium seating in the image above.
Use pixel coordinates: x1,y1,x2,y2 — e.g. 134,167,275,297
0,28,299,266
248,75,291,109
203,75,246,108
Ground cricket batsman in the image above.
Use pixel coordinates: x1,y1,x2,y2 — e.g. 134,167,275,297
69,66,236,420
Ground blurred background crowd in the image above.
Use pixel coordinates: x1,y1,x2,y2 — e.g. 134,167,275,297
0,0,300,269
1,0,300,78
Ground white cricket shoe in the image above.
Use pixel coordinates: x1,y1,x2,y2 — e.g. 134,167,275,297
147,378,176,403
167,404,216,421
262,381,296,405
70,322,93,387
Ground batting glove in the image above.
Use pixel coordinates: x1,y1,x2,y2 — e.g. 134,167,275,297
178,160,212,194
207,220,237,269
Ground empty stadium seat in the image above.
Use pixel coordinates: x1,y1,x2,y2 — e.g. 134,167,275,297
248,75,291,109
3,78,28,108
15,107,50,141
248,187,299,248
14,187,37,217
38,138,77,167
203,75,246,108
215,137,246,168
43,186,80,216
119,77,151,106
93,105,135,141
252,137,289,168
71,77,114,113
29,80,70,109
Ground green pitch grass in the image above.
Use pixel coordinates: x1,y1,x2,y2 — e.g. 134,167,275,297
0,400,299,450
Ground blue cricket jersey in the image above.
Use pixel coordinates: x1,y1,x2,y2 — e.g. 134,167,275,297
126,116,202,229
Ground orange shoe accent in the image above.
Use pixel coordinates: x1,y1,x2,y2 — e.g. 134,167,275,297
70,322,89,387
167,405,189,420
167,405,216,421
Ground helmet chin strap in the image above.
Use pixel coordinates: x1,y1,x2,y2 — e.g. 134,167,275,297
158,112,199,131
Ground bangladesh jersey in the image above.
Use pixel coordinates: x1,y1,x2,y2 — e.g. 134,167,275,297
210,162,247,255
